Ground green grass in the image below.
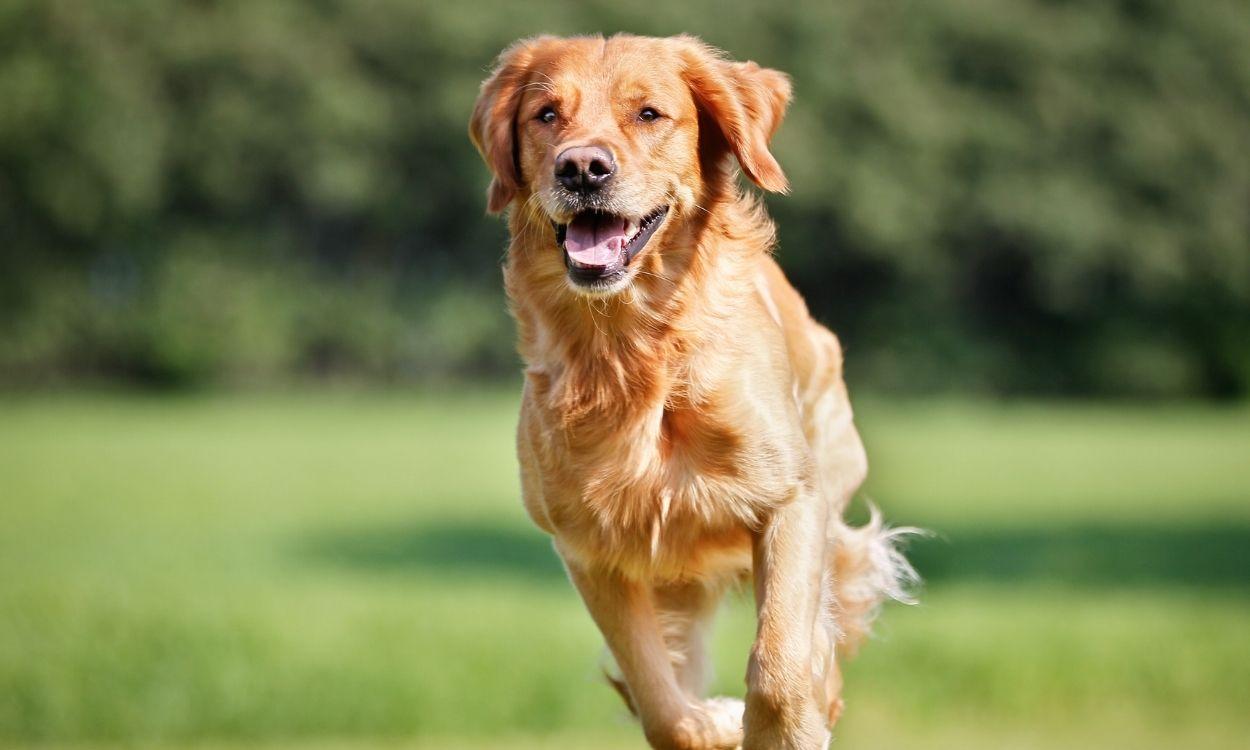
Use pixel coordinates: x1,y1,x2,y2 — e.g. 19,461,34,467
1,391,1248,749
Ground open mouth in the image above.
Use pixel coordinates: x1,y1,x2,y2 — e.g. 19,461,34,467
554,206,670,288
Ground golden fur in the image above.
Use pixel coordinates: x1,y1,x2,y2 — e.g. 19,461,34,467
470,34,916,750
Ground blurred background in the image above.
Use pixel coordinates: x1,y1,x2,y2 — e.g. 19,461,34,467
1,1,1247,749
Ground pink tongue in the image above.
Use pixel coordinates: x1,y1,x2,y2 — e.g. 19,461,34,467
564,214,629,267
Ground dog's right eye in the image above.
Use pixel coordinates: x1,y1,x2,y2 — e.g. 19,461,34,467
536,106,558,124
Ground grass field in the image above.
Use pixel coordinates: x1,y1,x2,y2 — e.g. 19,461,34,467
1,391,1248,749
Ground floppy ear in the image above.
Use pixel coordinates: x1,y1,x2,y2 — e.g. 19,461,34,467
468,38,547,213
678,37,792,193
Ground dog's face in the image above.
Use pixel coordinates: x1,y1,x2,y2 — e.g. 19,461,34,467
470,35,791,297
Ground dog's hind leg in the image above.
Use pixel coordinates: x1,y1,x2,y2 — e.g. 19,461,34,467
655,580,747,745
811,571,845,729
653,580,725,697
565,558,744,750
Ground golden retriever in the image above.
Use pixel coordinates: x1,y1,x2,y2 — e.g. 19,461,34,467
470,34,916,750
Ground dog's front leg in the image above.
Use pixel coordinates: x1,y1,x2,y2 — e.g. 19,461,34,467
563,556,744,750
743,490,831,750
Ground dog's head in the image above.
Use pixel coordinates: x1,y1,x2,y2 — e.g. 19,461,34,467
470,35,791,297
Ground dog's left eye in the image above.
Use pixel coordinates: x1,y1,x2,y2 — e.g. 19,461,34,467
638,107,661,122
536,106,558,124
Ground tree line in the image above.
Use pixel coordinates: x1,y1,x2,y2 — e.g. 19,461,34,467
1,0,1246,396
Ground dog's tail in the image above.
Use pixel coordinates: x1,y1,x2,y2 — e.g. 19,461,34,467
828,504,923,654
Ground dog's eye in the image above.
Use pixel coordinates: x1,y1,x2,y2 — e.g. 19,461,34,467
536,106,558,124
638,107,661,122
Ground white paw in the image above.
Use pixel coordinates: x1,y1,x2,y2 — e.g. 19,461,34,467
702,696,745,740
660,697,745,750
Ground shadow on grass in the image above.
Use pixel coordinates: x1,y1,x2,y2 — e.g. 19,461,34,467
300,519,1250,590
910,522,1250,590
303,521,567,582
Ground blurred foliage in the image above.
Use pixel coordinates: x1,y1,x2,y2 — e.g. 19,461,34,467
0,0,1248,395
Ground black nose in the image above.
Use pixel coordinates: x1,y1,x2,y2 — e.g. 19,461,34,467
554,146,616,194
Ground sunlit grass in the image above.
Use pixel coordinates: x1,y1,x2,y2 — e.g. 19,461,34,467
1,391,1247,748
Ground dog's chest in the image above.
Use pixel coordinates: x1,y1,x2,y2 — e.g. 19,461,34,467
524,393,797,580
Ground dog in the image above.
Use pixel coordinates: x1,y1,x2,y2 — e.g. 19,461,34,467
470,34,916,750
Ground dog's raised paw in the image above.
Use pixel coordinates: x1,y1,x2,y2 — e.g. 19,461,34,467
656,697,745,750
702,697,745,743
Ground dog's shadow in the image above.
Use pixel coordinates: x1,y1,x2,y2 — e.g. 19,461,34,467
297,518,1250,591
299,519,567,582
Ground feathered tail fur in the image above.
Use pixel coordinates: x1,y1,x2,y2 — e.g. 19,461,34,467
827,504,923,654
